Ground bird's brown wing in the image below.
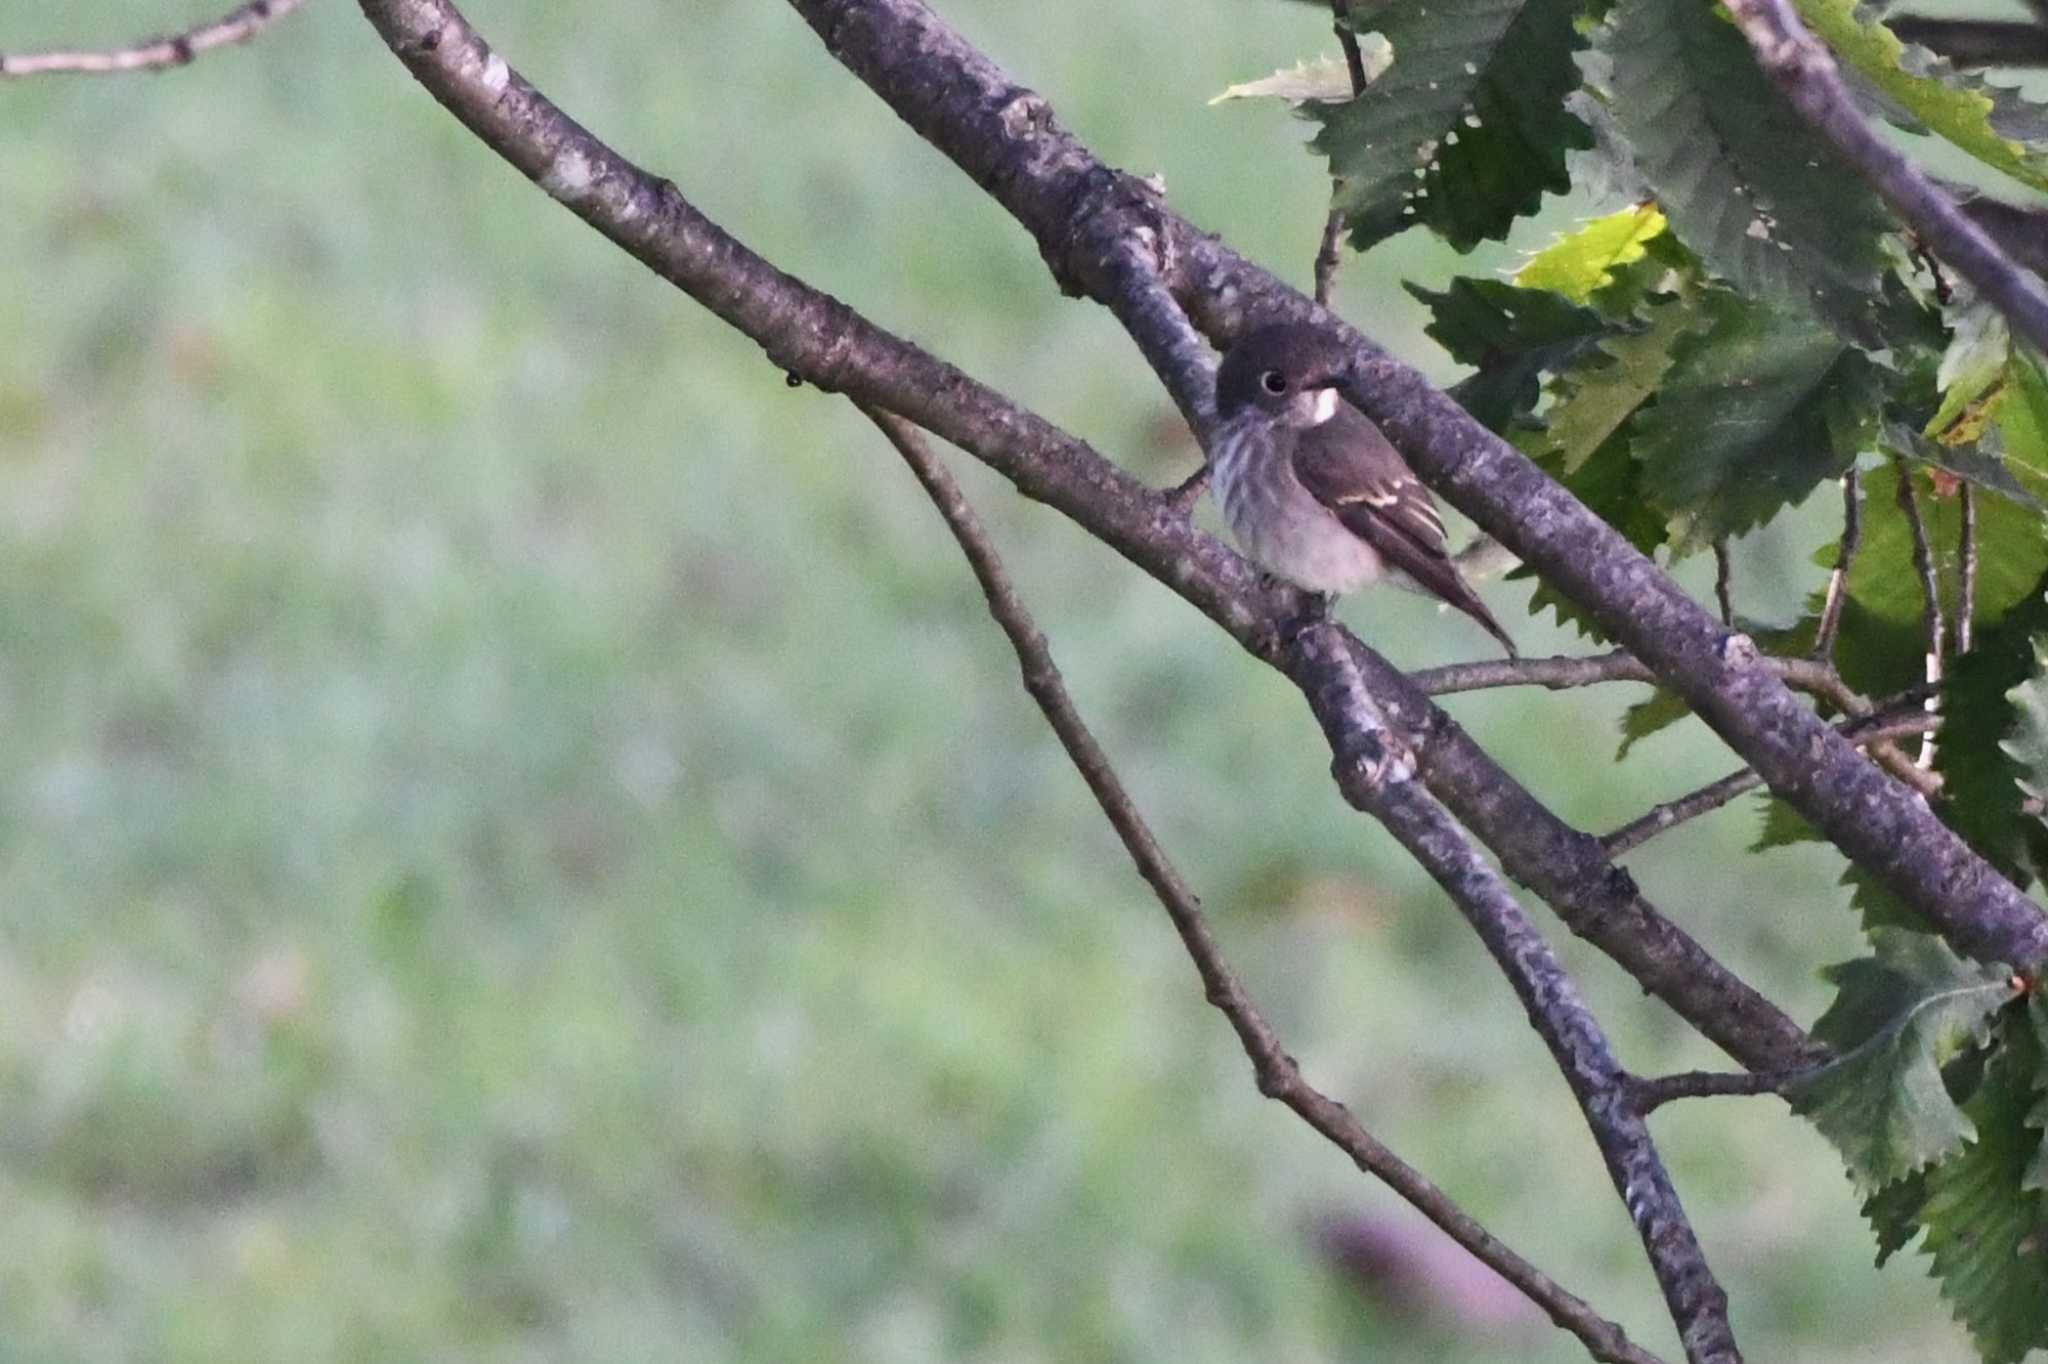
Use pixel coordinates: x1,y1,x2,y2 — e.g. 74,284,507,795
1291,406,1518,657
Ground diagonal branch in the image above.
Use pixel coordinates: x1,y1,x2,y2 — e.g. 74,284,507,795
779,0,2046,973
1721,0,2048,355
1600,711,1940,858
863,404,1668,1364
352,0,1813,1076
1288,625,1742,1364
0,0,309,78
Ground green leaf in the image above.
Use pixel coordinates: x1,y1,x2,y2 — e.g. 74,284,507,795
1210,50,1389,106
1934,576,2048,883
1409,277,1617,431
1886,423,2046,517
1616,688,1688,760
2001,351,2048,485
1918,1019,2048,1364
1537,294,1700,473
1596,0,1894,325
2003,641,2048,827
1309,0,1592,251
1515,203,1669,303
1928,297,2012,446
1633,291,1883,552
1752,795,1821,852
2028,994,2048,1194
1863,1170,1930,1266
1794,0,2048,193
1789,929,2018,1192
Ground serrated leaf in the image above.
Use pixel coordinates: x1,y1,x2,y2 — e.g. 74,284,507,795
1789,929,2018,1192
1863,1169,1930,1266
1408,277,1616,431
1515,203,1669,302
1934,578,2048,882
1795,0,2048,193
1634,291,1884,552
2003,640,2048,824
1308,0,1592,251
1918,1020,2048,1364
1929,297,2012,446
2002,351,2048,483
1538,294,1700,472
1887,423,2046,516
1597,0,1895,326
1210,50,1389,106
1616,687,1688,759
1752,795,1821,851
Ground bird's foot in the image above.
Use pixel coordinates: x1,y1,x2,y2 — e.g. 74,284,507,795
1166,463,1211,517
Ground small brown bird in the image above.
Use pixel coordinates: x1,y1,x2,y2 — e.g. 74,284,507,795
1209,324,1516,657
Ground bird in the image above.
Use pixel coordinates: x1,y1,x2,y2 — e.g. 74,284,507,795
1209,323,1517,657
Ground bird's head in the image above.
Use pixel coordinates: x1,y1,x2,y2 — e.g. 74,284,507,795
1214,323,1352,429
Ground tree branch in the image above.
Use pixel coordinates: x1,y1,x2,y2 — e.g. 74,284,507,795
1958,483,1977,657
1311,0,1372,307
1814,470,1860,665
0,0,308,78
1894,459,1945,771
1288,626,1742,1364
1886,16,2048,67
352,0,1814,1080
863,405,1667,1364
779,0,2048,972
1600,712,1940,858
1630,1069,1797,1114
1721,0,2048,355
1712,541,1735,628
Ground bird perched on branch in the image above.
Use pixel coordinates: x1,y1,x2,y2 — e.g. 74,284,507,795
1210,324,1517,657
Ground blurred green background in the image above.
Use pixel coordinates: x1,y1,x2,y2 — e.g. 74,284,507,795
0,1,2001,1360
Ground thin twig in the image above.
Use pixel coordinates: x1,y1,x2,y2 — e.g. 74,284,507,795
862,405,1668,1364
1600,712,1939,857
1957,483,1977,657
1413,644,1940,796
1712,541,1735,627
1894,459,1945,770
0,0,308,77
1722,0,2048,355
1311,2,1372,307
1630,1069,1799,1114
1813,469,1861,663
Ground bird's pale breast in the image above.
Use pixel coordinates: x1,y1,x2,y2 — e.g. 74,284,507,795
1210,412,1384,595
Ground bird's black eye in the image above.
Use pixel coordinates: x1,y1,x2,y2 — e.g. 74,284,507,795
1259,369,1288,395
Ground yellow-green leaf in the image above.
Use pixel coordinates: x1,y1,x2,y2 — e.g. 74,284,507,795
1208,47,1388,106
1516,204,1668,302
1795,0,2048,192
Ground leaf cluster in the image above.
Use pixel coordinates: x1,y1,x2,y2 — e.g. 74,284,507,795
1219,0,2048,1353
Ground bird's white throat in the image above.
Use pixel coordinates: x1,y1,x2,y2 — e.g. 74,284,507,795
1309,388,1339,425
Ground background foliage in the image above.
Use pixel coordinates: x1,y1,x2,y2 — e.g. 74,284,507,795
0,0,2036,1359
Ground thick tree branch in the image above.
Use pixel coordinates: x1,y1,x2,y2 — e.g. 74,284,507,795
352,0,1813,1081
1721,0,2048,355
0,0,308,77
1289,627,1742,1364
781,0,2046,973
865,405,1666,1364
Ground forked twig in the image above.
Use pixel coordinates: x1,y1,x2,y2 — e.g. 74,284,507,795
860,403,1666,1364
1814,470,1861,663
